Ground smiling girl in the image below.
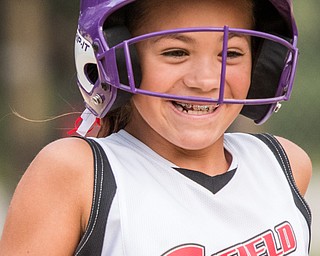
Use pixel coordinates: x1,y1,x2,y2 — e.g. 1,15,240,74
0,0,312,255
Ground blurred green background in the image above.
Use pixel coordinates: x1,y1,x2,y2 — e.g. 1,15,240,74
0,0,319,254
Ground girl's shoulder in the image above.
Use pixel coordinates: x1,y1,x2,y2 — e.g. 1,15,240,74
32,136,95,231
37,137,94,172
225,133,312,196
28,137,95,196
0,137,94,255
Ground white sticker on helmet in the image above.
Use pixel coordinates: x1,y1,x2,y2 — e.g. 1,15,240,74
75,29,97,93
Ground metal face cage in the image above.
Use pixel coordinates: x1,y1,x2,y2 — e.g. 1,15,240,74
80,26,297,121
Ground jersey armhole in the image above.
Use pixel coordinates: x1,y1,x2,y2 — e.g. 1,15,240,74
73,137,117,256
252,133,312,251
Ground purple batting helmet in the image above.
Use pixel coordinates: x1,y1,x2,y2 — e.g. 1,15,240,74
74,0,298,135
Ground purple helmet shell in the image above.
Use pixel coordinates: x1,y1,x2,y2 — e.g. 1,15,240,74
75,0,298,125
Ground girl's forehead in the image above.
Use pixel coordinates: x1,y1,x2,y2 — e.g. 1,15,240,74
138,0,253,33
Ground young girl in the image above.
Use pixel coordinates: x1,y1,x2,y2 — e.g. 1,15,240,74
0,0,312,255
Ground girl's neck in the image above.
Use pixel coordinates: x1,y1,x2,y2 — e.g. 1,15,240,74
125,123,231,176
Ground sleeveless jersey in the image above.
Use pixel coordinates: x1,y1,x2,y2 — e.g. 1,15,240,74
75,131,311,256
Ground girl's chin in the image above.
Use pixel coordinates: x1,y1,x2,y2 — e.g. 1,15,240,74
167,132,224,151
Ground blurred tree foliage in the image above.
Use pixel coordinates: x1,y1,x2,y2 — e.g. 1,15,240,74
0,0,319,195
0,1,80,192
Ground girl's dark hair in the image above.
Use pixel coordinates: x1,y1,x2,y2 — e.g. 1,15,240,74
98,0,152,137
97,101,132,137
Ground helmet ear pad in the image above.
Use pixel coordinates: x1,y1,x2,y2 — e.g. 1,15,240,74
241,38,289,123
103,26,142,111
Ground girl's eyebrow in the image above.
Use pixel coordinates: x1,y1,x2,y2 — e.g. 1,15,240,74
223,32,251,42
152,33,197,44
151,32,249,44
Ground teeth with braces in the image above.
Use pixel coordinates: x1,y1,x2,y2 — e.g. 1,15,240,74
175,102,219,113
194,105,210,111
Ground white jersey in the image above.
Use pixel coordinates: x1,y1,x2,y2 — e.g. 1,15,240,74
75,130,311,256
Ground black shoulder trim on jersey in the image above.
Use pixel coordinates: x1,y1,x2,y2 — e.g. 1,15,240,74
74,138,117,256
252,133,312,251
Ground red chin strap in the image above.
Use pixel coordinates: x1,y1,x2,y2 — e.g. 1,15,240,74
68,109,101,136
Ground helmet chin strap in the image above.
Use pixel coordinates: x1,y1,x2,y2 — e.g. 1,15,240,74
76,108,97,136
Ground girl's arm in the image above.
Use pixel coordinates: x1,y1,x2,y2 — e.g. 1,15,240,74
0,138,94,255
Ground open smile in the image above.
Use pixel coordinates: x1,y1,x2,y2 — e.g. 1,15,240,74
172,101,220,115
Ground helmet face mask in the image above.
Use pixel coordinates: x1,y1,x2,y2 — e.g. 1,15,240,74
75,0,298,125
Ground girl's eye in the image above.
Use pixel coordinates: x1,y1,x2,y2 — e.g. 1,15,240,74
161,49,189,58
218,50,244,59
218,49,246,64
226,50,244,59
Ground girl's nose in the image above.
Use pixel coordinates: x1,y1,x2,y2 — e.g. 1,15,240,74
182,58,221,93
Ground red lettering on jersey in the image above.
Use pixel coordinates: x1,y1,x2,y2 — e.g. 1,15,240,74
162,244,205,256
214,222,297,256
263,231,283,255
244,237,266,256
276,222,297,253
214,246,249,256
214,248,237,256
163,222,297,256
